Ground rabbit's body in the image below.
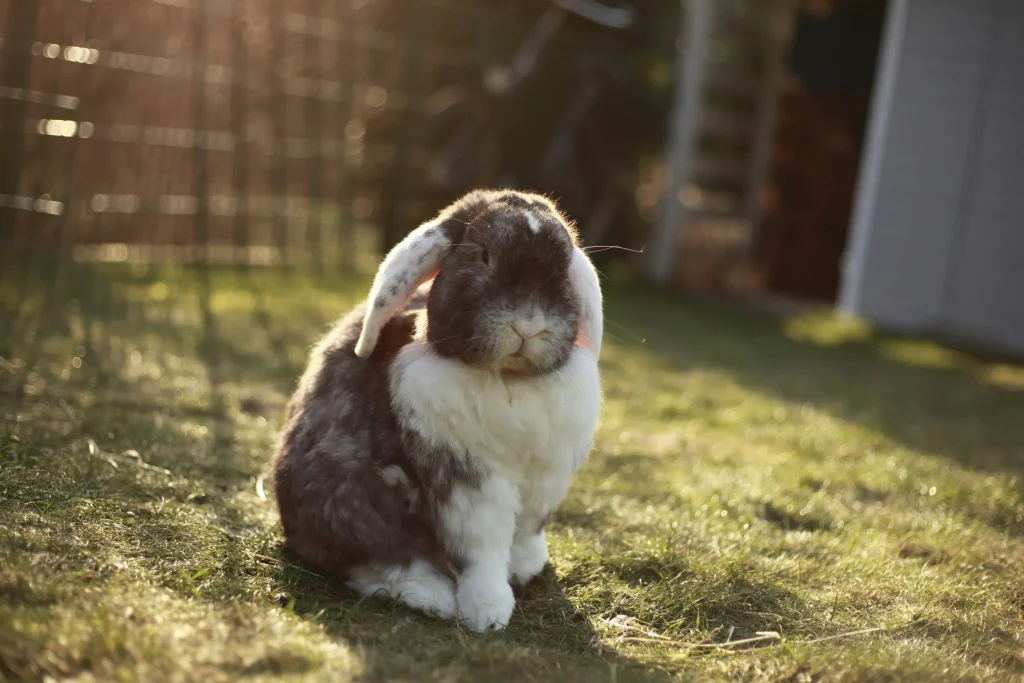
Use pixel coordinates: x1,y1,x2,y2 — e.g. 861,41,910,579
274,299,447,577
273,190,603,631
392,334,601,580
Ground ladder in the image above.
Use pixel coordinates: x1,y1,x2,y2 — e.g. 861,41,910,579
647,0,795,294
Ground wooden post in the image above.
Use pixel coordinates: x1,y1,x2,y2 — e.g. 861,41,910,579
379,3,427,254
743,0,796,256
0,1,42,242
646,0,715,286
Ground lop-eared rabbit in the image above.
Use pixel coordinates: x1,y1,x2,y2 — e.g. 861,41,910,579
273,190,602,631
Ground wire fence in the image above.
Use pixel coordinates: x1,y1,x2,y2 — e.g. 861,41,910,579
0,0,668,408
0,0,505,270
0,0,507,406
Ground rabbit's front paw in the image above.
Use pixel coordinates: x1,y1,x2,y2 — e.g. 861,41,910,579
456,570,515,632
510,531,548,585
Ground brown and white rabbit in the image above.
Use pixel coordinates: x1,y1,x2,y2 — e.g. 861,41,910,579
272,189,602,631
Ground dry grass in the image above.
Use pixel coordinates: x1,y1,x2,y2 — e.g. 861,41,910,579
1,259,1022,682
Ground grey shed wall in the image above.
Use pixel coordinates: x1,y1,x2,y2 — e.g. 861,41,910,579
839,0,1024,354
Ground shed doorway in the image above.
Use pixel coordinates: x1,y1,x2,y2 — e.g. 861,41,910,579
754,0,888,303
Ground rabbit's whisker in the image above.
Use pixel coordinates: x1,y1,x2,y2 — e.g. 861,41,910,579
427,333,465,346
582,245,645,254
605,317,646,345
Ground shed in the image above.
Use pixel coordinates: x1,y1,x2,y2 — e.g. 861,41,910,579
838,0,1024,354
653,0,1024,355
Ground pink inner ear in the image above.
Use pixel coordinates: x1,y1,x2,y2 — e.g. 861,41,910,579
574,326,590,350
410,266,440,300
356,264,442,359
385,265,440,327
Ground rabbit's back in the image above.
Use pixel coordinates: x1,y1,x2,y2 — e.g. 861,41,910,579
272,301,445,574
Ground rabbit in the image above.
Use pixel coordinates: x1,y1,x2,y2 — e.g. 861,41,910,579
272,189,603,632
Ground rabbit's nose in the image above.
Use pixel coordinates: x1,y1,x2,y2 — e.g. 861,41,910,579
510,318,545,341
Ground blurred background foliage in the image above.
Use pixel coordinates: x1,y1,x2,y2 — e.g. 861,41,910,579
0,0,691,272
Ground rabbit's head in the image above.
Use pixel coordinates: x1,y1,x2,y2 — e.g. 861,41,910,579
355,190,602,376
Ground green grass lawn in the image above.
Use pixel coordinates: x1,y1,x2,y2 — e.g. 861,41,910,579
2,259,1022,682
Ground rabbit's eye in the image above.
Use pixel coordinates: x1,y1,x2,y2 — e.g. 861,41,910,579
478,248,490,267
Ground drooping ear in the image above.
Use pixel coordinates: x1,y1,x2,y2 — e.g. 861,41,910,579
569,246,603,358
354,219,452,358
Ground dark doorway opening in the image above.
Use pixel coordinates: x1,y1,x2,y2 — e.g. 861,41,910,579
755,0,888,303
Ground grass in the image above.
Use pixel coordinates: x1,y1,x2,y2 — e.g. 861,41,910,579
1,256,1023,682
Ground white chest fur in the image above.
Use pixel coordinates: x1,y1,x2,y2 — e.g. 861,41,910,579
389,342,601,520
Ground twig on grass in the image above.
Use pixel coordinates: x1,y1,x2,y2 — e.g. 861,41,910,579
616,631,782,649
86,438,173,476
250,552,325,579
252,553,282,565
793,626,885,644
600,615,674,641
613,626,887,651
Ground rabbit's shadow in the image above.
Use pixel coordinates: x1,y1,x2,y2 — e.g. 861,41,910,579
266,551,651,679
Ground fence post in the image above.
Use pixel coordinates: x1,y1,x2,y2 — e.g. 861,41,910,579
192,0,210,263
270,0,291,269
0,1,42,243
336,0,356,269
304,0,325,273
379,2,426,255
744,0,795,259
645,0,714,286
230,0,252,270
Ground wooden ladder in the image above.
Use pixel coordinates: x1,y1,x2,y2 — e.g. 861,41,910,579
647,0,795,295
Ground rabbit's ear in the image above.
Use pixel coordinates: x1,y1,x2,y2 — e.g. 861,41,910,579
570,246,603,358
354,220,451,358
